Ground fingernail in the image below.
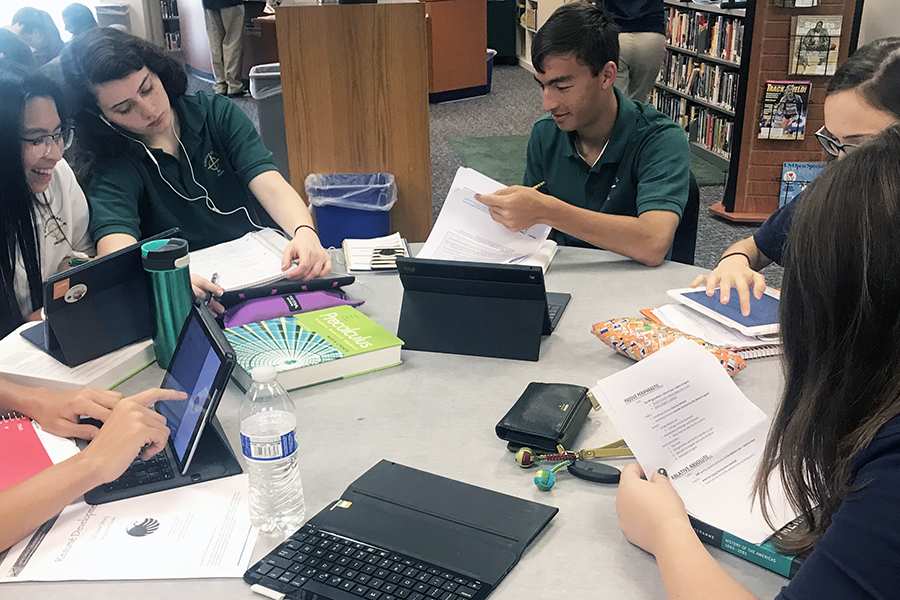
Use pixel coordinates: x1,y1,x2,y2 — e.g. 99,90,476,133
657,468,668,477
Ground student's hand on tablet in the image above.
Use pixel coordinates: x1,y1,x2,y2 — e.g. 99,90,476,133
27,387,124,440
282,228,332,281
690,255,767,317
191,273,225,315
615,463,692,556
80,388,183,485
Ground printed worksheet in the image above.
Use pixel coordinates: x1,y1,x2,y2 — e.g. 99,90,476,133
593,339,797,543
417,168,550,264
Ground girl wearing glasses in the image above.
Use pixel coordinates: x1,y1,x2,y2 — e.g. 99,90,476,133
618,124,900,600
691,37,900,317
0,62,92,338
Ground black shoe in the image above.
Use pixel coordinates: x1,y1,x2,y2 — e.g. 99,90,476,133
226,88,248,98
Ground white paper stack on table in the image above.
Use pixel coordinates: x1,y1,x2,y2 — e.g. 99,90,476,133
342,232,411,271
189,228,290,292
593,339,798,544
0,475,257,582
416,167,558,273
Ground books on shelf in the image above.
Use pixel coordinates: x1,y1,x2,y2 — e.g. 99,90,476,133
0,322,155,391
780,162,825,208
658,50,740,112
789,15,842,76
189,229,290,292
224,305,403,391
665,6,745,64
594,338,799,545
759,81,811,140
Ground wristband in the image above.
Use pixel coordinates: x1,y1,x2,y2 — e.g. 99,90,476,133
293,224,316,237
718,251,751,265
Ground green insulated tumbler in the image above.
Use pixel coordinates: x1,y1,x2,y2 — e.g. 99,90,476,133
141,238,193,369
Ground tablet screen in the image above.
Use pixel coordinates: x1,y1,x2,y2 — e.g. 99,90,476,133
157,312,223,467
680,289,779,328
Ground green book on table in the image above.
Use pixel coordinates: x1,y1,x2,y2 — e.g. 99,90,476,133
224,306,403,391
690,516,808,578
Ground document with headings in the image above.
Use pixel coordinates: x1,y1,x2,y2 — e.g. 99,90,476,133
592,338,797,544
417,168,552,266
190,228,290,291
0,475,257,582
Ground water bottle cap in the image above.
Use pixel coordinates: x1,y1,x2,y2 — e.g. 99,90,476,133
251,366,278,383
142,238,190,271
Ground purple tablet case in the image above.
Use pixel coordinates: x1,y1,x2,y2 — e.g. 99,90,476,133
222,290,364,328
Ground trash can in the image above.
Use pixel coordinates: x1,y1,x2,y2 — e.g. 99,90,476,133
249,63,291,182
95,4,131,32
305,173,397,248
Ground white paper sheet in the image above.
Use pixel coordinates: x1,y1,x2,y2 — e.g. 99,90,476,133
0,475,258,582
343,232,406,271
190,229,289,291
417,168,551,264
655,304,779,349
593,339,796,544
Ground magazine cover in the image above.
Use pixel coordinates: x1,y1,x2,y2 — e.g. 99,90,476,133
789,15,842,76
759,81,810,140
780,162,826,207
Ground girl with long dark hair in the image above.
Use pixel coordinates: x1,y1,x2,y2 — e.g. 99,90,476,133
0,61,92,338
616,124,900,599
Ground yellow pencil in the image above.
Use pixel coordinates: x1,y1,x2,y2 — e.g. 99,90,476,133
532,181,546,190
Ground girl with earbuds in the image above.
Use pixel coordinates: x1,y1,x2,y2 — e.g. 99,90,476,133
0,61,93,339
60,28,331,308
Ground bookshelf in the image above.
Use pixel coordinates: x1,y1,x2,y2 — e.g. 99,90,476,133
515,0,569,71
650,0,750,172
160,0,181,52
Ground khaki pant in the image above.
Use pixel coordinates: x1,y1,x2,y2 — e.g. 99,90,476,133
204,4,245,95
615,32,666,104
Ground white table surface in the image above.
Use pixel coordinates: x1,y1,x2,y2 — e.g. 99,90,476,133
5,247,788,599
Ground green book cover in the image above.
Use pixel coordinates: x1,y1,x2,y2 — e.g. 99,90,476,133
689,516,806,578
224,306,403,390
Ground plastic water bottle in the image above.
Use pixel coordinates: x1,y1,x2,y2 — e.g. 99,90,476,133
240,366,305,533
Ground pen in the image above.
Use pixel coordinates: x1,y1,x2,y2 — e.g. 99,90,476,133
204,272,219,305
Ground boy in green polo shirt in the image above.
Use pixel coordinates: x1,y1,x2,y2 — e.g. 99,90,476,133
476,3,689,266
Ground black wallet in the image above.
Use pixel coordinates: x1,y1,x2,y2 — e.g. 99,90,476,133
495,382,599,453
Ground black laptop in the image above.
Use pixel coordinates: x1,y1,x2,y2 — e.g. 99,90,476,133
21,228,180,367
245,460,558,600
84,303,241,504
395,257,571,361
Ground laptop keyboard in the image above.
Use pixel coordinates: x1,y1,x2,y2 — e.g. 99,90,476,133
99,451,175,492
245,524,489,600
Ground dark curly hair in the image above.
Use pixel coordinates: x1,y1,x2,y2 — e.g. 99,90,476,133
60,27,187,162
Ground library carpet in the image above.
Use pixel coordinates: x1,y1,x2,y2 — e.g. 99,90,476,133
449,134,728,187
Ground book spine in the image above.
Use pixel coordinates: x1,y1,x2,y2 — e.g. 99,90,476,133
689,516,803,578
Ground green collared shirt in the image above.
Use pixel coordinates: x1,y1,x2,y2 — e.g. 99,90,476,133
87,92,278,251
523,87,690,251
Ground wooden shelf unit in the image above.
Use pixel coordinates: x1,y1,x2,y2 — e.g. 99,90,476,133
514,0,570,71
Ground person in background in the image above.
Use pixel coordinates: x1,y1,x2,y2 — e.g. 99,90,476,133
0,28,34,67
0,62,93,339
202,0,247,98
691,37,900,315
61,3,99,38
616,123,900,600
0,382,184,553
476,2,689,267
7,7,64,66
60,28,330,310
600,0,666,103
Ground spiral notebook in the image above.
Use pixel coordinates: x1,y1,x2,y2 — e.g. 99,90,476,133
0,413,79,491
189,229,290,292
640,305,782,360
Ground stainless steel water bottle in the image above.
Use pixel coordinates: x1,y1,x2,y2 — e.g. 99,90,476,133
141,238,193,369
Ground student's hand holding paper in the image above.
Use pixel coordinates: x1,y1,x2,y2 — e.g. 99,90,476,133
281,228,332,281
191,273,226,315
27,387,124,440
80,388,182,484
476,186,555,232
615,464,691,556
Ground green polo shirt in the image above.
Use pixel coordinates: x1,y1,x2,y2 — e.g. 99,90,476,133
524,87,690,251
87,91,278,251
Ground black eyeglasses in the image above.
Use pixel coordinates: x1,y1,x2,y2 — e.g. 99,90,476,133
21,127,75,157
814,126,860,157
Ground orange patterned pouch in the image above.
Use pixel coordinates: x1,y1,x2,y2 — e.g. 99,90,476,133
591,317,747,376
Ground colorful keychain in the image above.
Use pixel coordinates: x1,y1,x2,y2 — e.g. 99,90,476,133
515,440,633,490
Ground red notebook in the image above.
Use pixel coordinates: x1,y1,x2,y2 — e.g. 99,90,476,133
0,414,54,491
